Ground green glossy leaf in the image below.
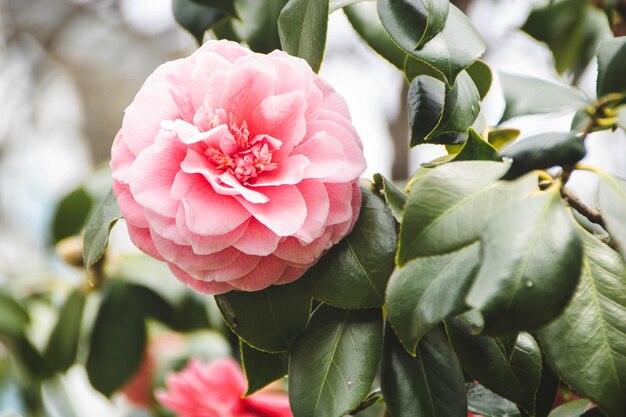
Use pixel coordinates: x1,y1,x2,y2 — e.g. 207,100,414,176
466,60,492,100
330,0,366,12
466,186,583,334
215,279,311,352
307,186,396,308
377,0,449,51
11,335,51,379
466,383,521,417
598,172,626,261
487,128,521,150
539,232,626,417
278,0,329,72
447,319,542,414
499,73,590,123
83,188,122,270
398,161,537,263
240,341,287,396
428,71,481,142
232,0,288,53
548,399,594,417
344,2,407,70
501,133,586,180
404,55,446,82
451,128,501,162
597,36,626,96
408,5,485,85
535,358,560,417
372,173,407,223
381,325,467,417
387,242,480,354
407,75,446,146
191,0,237,16
44,289,85,373
51,187,92,243
127,284,174,325
86,281,146,397
523,0,609,81
173,0,225,44
0,292,30,338
288,305,383,417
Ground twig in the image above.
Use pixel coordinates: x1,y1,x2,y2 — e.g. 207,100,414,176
560,186,605,228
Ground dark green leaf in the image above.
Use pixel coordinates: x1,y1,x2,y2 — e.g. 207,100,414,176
344,2,408,70
240,341,287,395
548,399,594,417
466,383,521,417
598,172,626,261
127,284,174,325
215,279,311,352
232,0,288,53
348,390,383,415
288,305,383,417
404,55,446,82
377,0,449,51
44,289,85,373
191,0,237,16
539,232,626,417
501,133,586,180
447,319,542,414
83,188,122,270
535,358,560,417
381,325,467,417
398,161,537,263
465,60,492,100
387,242,480,354
499,73,590,123
307,186,396,308
523,0,609,81
86,281,146,397
51,187,92,243
11,336,51,379
451,128,501,162
466,186,583,334
278,0,329,72
0,292,30,338
173,0,225,44
407,75,446,145
407,5,485,85
428,71,481,142
597,36,626,96
487,128,521,150
372,173,407,223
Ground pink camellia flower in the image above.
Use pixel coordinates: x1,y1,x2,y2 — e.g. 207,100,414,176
111,40,365,294
156,358,292,417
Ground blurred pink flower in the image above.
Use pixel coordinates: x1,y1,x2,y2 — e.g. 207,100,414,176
111,39,365,294
156,358,292,417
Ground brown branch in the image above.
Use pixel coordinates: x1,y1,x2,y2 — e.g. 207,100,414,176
560,186,605,228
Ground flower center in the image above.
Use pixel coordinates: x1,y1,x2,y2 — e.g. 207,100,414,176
205,112,277,184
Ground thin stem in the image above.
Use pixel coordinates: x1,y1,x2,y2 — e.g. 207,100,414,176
560,186,605,228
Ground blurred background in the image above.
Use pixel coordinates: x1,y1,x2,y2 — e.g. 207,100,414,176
0,0,625,415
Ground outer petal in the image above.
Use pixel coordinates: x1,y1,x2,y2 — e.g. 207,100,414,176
228,256,287,292
232,220,281,256
168,265,233,295
126,224,164,261
236,185,306,237
243,392,293,417
151,232,240,272
273,230,333,266
186,254,261,282
324,182,354,226
295,132,349,181
293,180,329,243
113,180,148,228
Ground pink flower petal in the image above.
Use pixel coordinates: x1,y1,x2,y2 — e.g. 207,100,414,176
315,77,351,118
293,180,330,243
177,209,251,255
243,392,293,417
126,224,164,261
232,220,281,256
190,51,232,109
180,174,251,236
168,265,234,295
236,185,307,237
228,256,287,292
151,232,240,272
186,254,262,282
122,82,182,156
221,64,275,122
325,182,354,226
112,180,148,228
249,154,310,187
251,91,307,155
273,230,333,266
129,143,186,218
274,266,308,285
